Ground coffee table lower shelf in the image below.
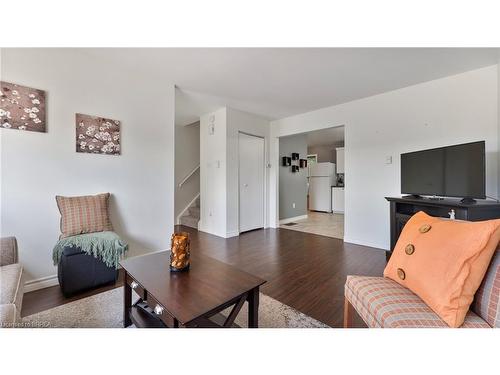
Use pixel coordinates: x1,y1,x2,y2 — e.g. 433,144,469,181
127,302,167,328
125,299,245,328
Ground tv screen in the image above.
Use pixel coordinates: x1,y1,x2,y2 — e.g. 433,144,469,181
401,141,485,199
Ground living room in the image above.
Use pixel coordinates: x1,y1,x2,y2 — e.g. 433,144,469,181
1,2,499,375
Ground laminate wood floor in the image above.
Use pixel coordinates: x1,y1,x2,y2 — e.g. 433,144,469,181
22,226,387,327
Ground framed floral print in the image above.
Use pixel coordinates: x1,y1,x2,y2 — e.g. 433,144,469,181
0,81,46,132
76,113,121,155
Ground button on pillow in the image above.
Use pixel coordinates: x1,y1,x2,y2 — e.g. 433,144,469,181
384,211,500,328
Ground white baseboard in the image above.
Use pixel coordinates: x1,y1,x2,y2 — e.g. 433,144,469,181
198,225,229,239
176,193,200,225
279,214,308,225
343,237,389,252
225,231,240,238
24,274,59,293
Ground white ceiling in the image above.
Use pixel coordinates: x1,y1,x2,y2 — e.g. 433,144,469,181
80,48,500,122
306,126,345,147
175,89,229,126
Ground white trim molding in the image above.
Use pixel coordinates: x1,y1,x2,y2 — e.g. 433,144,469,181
178,164,200,188
279,214,308,225
343,237,389,252
24,274,59,293
226,230,240,238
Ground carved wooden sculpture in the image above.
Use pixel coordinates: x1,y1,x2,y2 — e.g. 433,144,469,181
170,232,190,272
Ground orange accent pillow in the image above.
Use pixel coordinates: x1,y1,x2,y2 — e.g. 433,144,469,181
384,211,500,327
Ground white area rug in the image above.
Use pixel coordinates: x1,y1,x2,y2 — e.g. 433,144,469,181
23,287,329,328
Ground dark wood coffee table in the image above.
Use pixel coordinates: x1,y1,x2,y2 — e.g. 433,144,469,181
120,251,266,328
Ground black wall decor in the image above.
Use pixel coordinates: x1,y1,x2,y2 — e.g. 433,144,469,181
283,153,303,173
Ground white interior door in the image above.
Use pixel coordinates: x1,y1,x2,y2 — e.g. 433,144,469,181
239,133,265,232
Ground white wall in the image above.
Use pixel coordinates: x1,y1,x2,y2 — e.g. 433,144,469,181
199,108,227,238
307,145,336,163
199,107,270,238
498,64,500,191
175,121,200,222
270,65,499,250
0,49,175,286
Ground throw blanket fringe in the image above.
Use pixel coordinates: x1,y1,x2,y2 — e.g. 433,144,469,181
53,231,128,269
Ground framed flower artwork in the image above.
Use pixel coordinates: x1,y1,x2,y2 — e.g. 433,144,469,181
0,81,46,132
76,113,121,155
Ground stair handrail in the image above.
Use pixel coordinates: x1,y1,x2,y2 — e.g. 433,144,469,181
178,164,200,188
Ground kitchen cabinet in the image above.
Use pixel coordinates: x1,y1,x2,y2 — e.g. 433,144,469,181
336,147,345,174
332,187,345,213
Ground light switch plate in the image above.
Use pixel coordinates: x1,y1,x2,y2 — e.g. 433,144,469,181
385,156,392,164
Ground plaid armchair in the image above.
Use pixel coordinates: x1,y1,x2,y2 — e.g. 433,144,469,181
343,250,499,328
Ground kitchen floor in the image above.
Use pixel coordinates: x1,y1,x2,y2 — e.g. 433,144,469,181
280,211,344,239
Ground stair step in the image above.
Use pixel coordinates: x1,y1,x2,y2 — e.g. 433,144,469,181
179,215,199,229
195,196,200,208
188,206,200,218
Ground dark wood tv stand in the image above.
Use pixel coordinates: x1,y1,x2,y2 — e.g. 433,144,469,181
385,196,500,260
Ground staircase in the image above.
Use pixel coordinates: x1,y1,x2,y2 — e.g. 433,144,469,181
179,196,200,229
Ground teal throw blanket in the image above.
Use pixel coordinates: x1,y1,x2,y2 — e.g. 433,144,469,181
53,231,128,269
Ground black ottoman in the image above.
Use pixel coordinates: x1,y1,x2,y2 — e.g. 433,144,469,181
57,246,118,297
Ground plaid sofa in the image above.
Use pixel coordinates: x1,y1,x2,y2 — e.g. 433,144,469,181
344,250,499,328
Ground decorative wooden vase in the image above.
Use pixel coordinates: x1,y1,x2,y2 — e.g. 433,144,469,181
170,232,191,272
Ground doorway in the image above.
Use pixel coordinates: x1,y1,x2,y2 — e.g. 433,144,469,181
239,132,265,232
278,126,345,239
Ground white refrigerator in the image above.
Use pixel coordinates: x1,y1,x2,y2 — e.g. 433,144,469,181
309,162,335,212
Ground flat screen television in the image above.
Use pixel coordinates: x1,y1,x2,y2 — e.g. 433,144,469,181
401,141,485,201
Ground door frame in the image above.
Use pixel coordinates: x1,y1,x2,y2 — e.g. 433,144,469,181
238,131,266,233
271,125,346,228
